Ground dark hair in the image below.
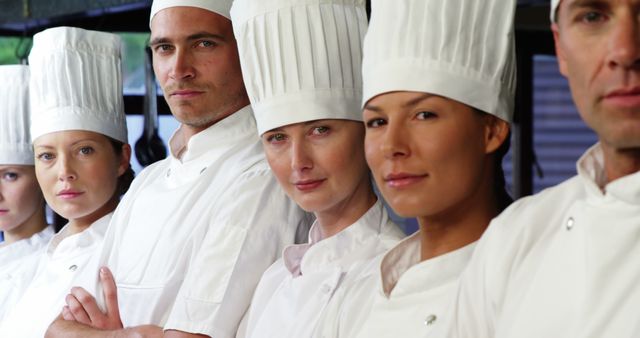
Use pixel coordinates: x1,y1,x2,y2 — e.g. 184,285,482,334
475,109,513,213
108,137,135,196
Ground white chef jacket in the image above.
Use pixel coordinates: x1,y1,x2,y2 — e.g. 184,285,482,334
432,143,640,338
0,213,111,338
0,225,54,320
78,106,311,338
317,231,476,338
241,199,404,338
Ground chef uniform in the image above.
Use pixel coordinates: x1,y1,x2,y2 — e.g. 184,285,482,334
0,27,128,338
231,1,405,337
431,1,640,337
317,0,518,337
0,64,54,320
73,2,312,338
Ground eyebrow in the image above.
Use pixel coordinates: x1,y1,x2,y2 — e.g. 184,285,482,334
149,32,226,46
364,93,434,112
566,0,609,13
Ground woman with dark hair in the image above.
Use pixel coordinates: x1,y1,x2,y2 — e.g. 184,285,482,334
318,0,517,337
0,27,133,338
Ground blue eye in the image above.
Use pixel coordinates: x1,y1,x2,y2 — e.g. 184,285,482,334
366,118,386,128
37,153,54,162
582,11,605,23
198,40,217,48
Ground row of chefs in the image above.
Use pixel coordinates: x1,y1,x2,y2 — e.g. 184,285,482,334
1,0,639,337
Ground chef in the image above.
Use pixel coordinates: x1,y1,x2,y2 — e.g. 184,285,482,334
0,26,132,338
432,0,640,337
0,64,53,320
231,0,405,337
317,0,517,337
46,1,311,338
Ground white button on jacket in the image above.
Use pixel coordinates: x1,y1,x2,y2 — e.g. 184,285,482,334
433,143,640,338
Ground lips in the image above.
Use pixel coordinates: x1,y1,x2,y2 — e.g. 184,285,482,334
293,179,326,191
383,172,428,188
603,86,640,109
0,209,8,216
56,189,84,200
170,89,205,99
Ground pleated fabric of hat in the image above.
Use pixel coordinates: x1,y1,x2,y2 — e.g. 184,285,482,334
150,0,233,24
551,0,561,21
28,27,127,143
231,0,367,135
0,65,33,165
363,0,517,123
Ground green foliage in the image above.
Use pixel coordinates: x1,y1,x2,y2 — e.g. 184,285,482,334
0,37,31,65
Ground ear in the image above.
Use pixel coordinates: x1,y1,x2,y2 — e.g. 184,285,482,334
552,22,569,77
484,116,510,154
118,143,132,177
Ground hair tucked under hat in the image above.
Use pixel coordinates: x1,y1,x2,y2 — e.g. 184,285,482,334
0,65,32,165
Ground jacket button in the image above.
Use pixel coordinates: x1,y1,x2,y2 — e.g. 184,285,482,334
566,217,575,231
166,169,172,177
424,314,437,326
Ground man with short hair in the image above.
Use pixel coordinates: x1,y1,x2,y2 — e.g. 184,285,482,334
46,2,310,338
431,0,640,337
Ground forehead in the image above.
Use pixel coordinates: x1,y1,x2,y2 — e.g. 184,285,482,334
33,130,107,147
150,7,233,41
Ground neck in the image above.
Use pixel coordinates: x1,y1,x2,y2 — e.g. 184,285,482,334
3,206,48,245
601,143,640,184
417,177,499,261
178,98,251,149
66,196,118,236
314,178,377,239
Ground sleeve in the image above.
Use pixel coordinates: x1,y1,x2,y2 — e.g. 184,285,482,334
164,168,311,338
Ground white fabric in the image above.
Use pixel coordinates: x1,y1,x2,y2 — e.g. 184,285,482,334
0,225,54,320
73,107,311,338
240,199,404,338
0,214,111,338
363,0,517,123
318,233,476,338
431,143,640,338
0,65,32,165
231,0,367,134
150,0,232,24
28,27,127,143
551,0,561,21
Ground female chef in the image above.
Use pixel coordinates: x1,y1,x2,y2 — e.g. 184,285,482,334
0,26,133,338
231,0,405,337
0,65,53,320
317,0,517,337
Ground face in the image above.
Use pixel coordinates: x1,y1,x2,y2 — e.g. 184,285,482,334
363,92,506,218
262,119,370,214
553,0,640,150
150,7,249,132
0,165,44,232
33,130,128,224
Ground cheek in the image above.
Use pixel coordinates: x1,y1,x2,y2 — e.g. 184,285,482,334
265,149,292,188
364,134,383,174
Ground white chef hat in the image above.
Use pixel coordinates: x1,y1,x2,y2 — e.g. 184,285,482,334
28,27,128,143
150,0,233,25
0,65,33,165
363,0,517,123
551,0,561,22
231,0,367,135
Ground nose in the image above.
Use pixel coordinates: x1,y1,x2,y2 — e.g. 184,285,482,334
57,156,77,182
169,49,195,80
291,139,313,172
380,120,409,159
607,11,640,69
